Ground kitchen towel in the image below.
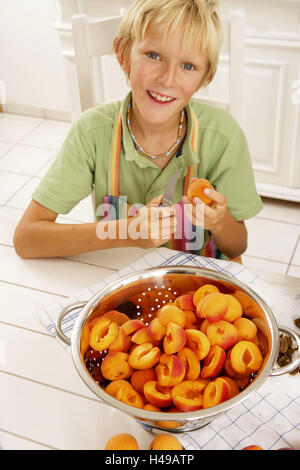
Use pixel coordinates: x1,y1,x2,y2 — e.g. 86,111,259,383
39,247,300,450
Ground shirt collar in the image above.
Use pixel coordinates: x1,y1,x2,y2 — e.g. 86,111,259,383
119,92,198,170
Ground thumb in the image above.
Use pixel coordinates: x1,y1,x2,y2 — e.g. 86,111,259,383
147,194,163,207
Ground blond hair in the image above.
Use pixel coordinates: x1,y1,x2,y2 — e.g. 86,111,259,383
114,0,223,89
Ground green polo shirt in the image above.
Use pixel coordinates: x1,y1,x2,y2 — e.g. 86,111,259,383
32,92,262,227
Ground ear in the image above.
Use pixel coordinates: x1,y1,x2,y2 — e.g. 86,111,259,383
113,37,130,74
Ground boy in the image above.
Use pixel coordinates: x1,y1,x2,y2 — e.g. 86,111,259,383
13,0,262,260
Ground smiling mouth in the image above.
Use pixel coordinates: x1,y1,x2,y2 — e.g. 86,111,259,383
147,90,175,103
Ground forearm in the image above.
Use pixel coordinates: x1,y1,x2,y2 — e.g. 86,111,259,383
210,210,248,260
13,219,132,259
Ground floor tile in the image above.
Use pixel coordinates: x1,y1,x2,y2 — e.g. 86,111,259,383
0,144,56,176
242,255,288,276
260,197,300,226
4,176,41,209
36,156,56,177
287,265,300,279
245,217,300,264
21,120,72,150
0,114,43,143
0,141,15,157
0,172,31,205
290,237,300,266
0,206,23,246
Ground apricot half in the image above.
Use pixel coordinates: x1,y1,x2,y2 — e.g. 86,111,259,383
223,295,243,323
201,344,226,379
185,329,210,360
206,320,238,350
171,380,204,411
144,380,173,407
157,304,186,328
101,351,133,381
129,343,161,369
233,318,257,341
163,322,186,354
203,377,230,408
187,178,214,205
105,433,139,450
174,294,195,311
156,354,185,387
177,347,201,380
196,292,229,323
150,434,183,450
193,284,219,306
230,340,262,376
89,317,119,351
130,368,157,394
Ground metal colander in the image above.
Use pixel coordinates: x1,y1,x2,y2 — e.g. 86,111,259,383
55,266,300,433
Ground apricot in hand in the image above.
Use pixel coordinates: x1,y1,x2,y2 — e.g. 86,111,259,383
187,178,214,205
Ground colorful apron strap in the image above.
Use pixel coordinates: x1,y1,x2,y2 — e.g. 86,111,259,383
107,106,123,198
183,106,198,194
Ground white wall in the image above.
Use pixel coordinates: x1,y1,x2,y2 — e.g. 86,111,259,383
0,0,70,118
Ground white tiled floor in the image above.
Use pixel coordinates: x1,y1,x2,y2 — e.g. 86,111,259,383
0,112,300,279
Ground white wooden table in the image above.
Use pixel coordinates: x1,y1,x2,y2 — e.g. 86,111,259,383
0,246,299,450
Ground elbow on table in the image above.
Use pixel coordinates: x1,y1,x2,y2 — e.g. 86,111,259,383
13,225,33,259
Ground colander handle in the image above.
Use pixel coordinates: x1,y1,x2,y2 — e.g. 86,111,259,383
269,325,300,376
55,301,88,345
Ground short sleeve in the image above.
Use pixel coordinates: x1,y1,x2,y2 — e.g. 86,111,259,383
31,118,95,214
208,126,263,221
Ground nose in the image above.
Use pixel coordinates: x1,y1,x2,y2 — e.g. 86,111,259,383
158,62,177,89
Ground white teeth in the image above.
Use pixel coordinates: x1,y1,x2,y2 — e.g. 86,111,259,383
149,91,173,102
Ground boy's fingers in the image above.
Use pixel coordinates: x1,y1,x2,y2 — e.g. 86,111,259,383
203,188,226,206
148,194,163,207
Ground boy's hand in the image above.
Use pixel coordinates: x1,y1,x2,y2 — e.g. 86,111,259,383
127,195,177,248
182,187,228,233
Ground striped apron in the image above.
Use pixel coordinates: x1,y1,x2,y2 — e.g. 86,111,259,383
103,104,227,260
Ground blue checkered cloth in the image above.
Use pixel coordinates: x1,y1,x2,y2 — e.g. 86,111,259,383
39,248,300,450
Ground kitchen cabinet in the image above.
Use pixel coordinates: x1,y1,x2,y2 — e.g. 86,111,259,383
54,0,300,202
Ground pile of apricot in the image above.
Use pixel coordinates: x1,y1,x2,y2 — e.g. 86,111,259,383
84,283,264,414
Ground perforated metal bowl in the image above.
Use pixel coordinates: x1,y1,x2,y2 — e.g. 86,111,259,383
55,266,300,433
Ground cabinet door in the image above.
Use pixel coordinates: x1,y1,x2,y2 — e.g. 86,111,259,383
242,41,299,189
195,41,300,190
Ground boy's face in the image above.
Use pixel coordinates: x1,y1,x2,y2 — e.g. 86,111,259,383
120,23,209,128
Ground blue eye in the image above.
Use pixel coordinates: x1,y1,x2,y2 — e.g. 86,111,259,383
183,63,194,71
148,52,160,60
